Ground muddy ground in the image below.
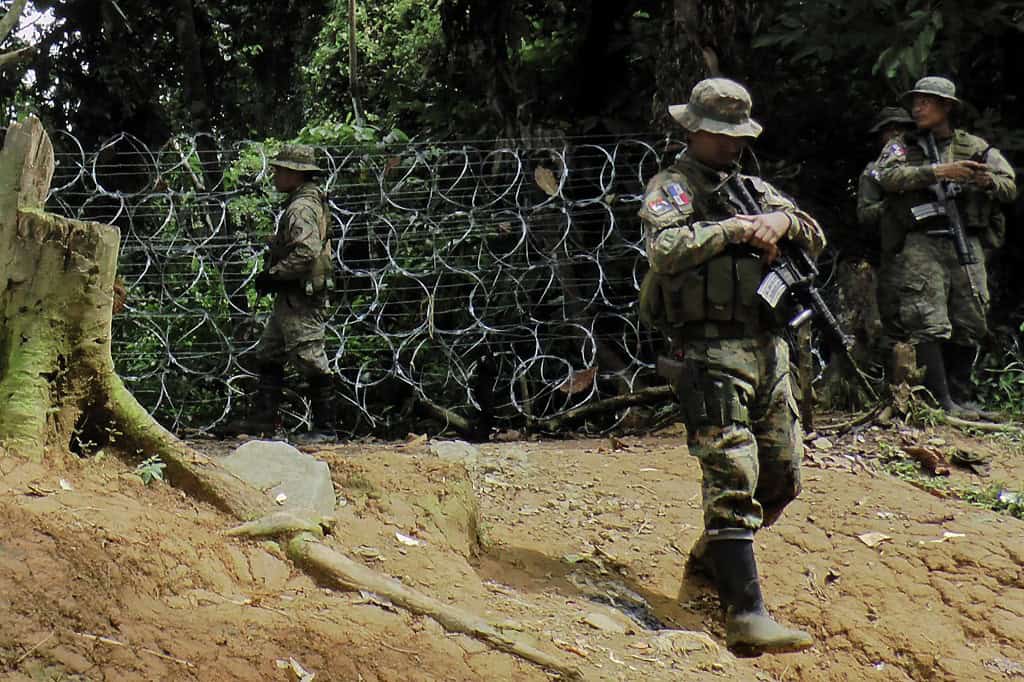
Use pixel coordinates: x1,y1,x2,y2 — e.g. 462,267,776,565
1,417,1023,681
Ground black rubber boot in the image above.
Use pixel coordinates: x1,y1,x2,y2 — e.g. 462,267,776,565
708,538,814,656
218,364,283,438
943,343,997,420
916,341,978,419
294,373,336,445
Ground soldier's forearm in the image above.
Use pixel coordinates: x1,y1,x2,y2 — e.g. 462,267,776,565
877,165,936,192
268,248,318,279
991,176,1017,204
856,202,883,229
784,210,826,259
646,222,729,275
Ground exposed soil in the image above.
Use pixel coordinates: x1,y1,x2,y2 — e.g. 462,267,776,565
1,418,1023,681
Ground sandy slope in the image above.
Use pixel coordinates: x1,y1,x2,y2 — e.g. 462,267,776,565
0,423,1021,681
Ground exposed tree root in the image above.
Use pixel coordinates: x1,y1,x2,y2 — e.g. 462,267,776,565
288,532,583,680
939,414,1023,434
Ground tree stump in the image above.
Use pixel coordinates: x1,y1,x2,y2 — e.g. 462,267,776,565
0,116,267,519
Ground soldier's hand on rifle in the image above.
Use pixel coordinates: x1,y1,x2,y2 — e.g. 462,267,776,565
738,211,791,261
934,160,986,183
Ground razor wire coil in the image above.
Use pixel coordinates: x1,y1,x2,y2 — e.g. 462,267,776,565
44,132,835,436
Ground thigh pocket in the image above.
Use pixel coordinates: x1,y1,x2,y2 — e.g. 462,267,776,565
897,275,930,333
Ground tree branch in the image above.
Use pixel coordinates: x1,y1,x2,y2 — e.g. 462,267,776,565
0,45,33,70
0,0,27,45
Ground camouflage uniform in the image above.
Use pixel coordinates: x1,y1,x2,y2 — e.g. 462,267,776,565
875,77,1016,417
641,155,825,534
224,144,336,441
253,180,333,376
640,81,826,536
857,107,914,347
641,78,820,655
875,88,1016,345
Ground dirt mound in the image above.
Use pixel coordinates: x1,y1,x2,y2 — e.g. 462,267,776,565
1,425,1023,681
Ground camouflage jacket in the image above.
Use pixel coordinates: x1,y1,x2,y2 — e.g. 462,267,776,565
641,154,825,276
266,182,333,291
875,129,1016,251
856,159,885,230
638,153,825,332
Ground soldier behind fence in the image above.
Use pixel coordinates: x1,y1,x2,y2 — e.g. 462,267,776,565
223,144,337,444
639,78,824,655
874,77,1016,416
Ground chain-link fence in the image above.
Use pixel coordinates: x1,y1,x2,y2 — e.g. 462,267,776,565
47,132,693,437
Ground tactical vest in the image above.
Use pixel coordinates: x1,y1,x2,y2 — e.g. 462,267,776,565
639,170,768,337
885,131,1002,251
268,187,335,295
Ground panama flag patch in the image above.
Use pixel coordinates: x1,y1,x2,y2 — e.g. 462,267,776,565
648,196,673,215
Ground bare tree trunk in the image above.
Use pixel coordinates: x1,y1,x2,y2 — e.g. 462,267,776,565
348,0,365,123
0,116,267,519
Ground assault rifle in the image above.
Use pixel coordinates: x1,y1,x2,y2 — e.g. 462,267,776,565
723,175,878,400
912,132,985,311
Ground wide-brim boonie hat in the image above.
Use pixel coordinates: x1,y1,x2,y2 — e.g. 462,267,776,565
869,106,914,133
669,78,763,138
269,144,323,173
902,76,962,110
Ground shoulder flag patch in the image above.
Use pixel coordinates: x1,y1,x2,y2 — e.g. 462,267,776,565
665,183,691,208
647,196,673,216
888,142,906,158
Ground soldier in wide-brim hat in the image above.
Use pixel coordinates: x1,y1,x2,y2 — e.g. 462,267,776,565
873,76,1016,418
269,143,325,174
901,76,963,111
858,105,916,354
668,78,764,139
639,77,822,656
222,142,337,444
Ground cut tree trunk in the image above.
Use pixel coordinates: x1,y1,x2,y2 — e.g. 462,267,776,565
0,115,268,520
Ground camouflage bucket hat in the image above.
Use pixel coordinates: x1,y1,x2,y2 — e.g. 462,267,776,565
869,106,914,133
668,78,763,138
269,144,323,173
902,76,962,109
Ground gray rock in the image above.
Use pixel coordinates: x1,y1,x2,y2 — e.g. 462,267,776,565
428,440,480,465
221,440,335,516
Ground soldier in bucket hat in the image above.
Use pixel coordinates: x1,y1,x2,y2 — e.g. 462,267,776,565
874,77,1016,416
639,78,824,655
858,106,915,350
223,144,337,444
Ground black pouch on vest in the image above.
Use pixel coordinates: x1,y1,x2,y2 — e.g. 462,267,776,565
705,257,735,321
733,256,763,324
665,266,706,324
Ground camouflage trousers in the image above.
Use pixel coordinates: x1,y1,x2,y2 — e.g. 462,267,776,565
252,291,330,377
887,232,989,345
876,258,901,351
673,335,803,534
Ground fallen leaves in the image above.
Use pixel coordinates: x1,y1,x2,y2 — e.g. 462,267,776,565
534,166,561,197
857,532,892,548
903,446,950,476
559,367,597,395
